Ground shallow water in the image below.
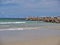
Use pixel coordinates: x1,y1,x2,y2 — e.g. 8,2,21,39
0,21,60,29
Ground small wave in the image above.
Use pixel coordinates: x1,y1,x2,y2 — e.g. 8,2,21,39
0,22,26,24
0,27,40,31
0,28,24,31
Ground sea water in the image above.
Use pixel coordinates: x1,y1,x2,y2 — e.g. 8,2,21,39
0,18,60,30
0,18,60,44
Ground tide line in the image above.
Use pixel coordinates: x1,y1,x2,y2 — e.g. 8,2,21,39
0,27,40,31
0,28,24,31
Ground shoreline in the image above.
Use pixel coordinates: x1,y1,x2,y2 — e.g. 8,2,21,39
0,25,60,31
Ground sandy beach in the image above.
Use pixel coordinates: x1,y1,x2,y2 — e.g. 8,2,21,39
0,22,60,45
0,0,60,45
2,36,60,45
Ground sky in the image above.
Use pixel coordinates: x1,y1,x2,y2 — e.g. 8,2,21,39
0,0,60,18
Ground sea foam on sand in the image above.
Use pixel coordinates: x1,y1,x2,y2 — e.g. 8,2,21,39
0,28,24,31
0,27,41,31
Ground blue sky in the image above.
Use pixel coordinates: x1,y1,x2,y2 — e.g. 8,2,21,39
0,0,60,18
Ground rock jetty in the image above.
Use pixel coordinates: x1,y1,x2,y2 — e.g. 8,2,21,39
25,16,60,23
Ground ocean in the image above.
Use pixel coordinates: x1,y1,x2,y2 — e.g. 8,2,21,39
0,18,60,45
0,18,47,30
0,18,60,31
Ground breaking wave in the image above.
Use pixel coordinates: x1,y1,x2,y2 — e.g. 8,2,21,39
0,28,24,31
0,27,40,31
0,22,26,24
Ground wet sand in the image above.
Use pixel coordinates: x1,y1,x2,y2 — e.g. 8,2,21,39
0,25,60,31
2,36,60,45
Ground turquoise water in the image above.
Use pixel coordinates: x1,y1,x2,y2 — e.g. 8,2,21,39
0,18,60,30
0,18,43,29
0,21,58,29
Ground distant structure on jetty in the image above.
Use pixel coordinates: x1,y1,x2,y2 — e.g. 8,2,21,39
25,16,60,23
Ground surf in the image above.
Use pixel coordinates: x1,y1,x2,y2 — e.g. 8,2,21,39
0,27,40,31
0,22,26,24
0,28,24,31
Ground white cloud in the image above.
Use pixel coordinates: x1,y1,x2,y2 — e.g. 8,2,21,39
1,0,59,9
0,0,17,4
0,0,60,14
22,0,59,8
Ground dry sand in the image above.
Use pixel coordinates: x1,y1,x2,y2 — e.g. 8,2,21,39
2,36,60,45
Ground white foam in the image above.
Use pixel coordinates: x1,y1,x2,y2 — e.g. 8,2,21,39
0,28,24,31
0,22,26,24
0,27,40,31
